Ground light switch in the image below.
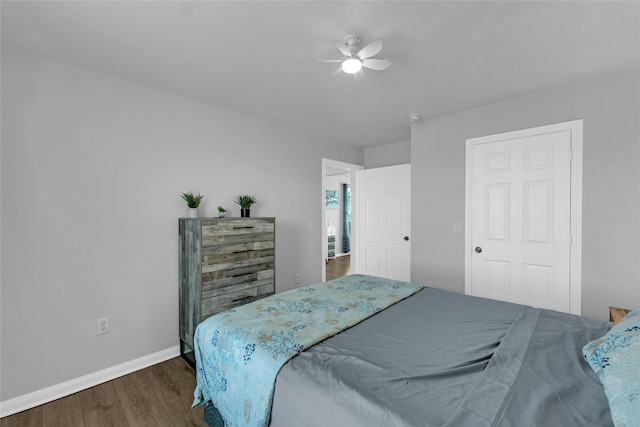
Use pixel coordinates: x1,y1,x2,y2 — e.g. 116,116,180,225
452,222,462,234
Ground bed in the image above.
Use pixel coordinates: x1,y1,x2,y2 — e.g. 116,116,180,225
192,274,640,427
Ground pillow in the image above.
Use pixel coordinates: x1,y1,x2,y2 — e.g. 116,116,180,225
583,307,640,427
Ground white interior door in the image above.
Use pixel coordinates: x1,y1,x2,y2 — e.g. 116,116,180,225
465,121,582,314
355,164,411,281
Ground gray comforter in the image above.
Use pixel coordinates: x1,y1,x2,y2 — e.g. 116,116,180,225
270,287,613,426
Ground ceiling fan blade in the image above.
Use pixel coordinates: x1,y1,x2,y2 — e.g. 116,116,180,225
313,59,343,63
362,58,391,71
353,69,366,81
329,67,343,78
356,39,382,60
334,40,353,57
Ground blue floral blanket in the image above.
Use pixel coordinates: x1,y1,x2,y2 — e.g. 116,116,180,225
192,274,424,427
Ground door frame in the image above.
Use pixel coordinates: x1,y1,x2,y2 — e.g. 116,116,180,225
321,158,364,282
464,120,583,314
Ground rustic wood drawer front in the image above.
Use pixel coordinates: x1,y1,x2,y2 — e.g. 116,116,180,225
179,217,276,367
202,282,275,318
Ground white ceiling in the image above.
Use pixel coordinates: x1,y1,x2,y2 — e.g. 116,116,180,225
2,1,639,148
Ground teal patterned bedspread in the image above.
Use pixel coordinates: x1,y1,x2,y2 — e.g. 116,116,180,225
192,274,424,427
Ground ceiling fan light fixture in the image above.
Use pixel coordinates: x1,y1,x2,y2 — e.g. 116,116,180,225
342,57,362,74
316,34,389,79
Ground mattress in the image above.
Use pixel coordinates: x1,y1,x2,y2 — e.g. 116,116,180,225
197,275,613,426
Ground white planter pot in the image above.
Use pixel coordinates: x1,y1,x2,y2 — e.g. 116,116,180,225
188,208,198,218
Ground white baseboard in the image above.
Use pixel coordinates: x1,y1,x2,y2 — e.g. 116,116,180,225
0,345,180,418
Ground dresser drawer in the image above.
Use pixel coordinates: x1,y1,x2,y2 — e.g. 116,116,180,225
201,270,274,298
202,251,275,274
201,219,275,247
202,270,275,292
201,282,274,318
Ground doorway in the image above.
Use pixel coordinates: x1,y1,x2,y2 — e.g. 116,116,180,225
464,120,583,315
322,159,363,282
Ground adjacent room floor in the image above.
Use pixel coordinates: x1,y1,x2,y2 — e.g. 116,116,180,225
326,254,350,281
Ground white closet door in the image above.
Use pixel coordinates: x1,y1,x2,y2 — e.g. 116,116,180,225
466,123,579,314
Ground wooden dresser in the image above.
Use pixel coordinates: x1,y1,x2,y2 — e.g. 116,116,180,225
327,226,336,260
179,217,275,366
328,235,336,259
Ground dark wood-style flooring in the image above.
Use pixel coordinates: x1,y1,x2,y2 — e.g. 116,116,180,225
326,254,350,281
0,357,207,427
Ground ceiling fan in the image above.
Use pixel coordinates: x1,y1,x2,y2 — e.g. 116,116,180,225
314,34,391,80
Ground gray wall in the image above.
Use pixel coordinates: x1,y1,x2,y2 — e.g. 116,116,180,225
364,140,411,169
411,72,640,321
0,47,362,401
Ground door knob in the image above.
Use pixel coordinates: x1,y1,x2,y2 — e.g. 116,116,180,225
404,236,410,241
475,246,482,253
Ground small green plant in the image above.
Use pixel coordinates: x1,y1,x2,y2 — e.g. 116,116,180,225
217,205,226,213
181,192,204,208
234,195,257,209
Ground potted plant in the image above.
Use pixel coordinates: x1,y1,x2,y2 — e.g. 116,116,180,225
234,195,257,217
181,192,204,218
217,205,226,218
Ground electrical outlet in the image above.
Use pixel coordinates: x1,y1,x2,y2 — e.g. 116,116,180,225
295,274,300,284
97,317,110,335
